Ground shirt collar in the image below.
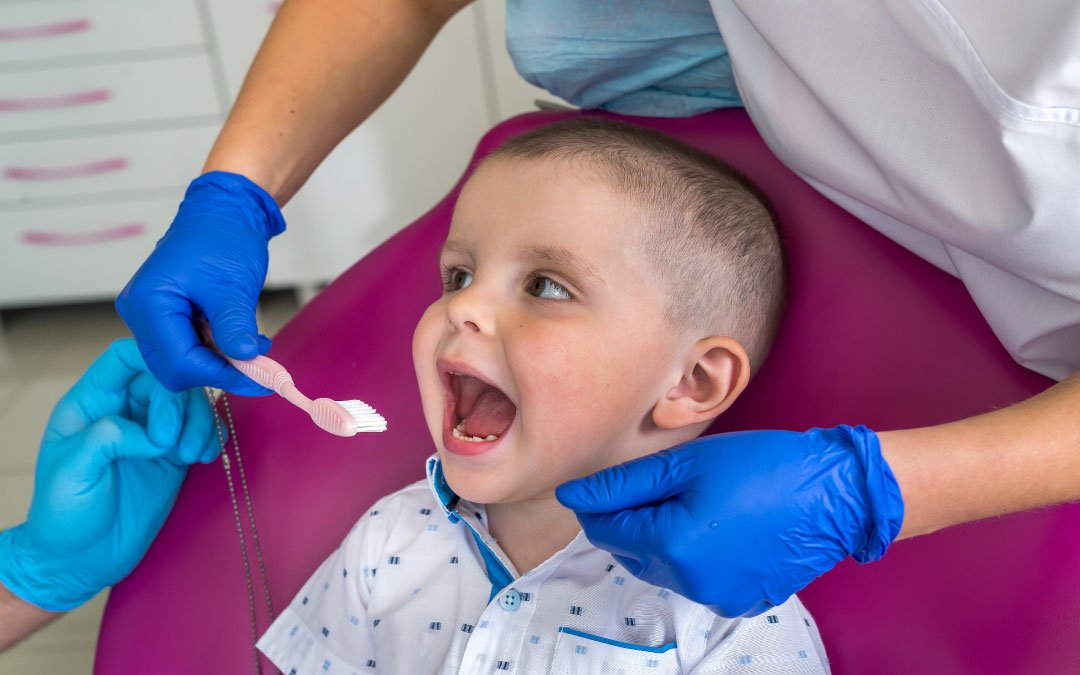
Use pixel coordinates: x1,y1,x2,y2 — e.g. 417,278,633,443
425,455,600,598
426,455,464,523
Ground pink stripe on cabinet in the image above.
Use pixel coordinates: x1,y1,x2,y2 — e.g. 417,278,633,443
0,19,91,41
21,222,146,247
0,89,110,112
5,157,129,181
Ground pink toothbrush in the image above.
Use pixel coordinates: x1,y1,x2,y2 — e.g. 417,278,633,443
225,355,386,436
199,322,386,437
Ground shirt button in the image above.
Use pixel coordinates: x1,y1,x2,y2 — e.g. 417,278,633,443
498,589,522,612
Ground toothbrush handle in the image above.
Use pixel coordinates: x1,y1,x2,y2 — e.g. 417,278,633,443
226,354,314,412
195,318,315,413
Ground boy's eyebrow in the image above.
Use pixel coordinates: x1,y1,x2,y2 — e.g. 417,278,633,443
441,239,604,285
440,239,471,258
516,244,604,285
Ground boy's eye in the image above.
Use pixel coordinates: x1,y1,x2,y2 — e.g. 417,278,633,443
442,267,473,292
526,275,572,301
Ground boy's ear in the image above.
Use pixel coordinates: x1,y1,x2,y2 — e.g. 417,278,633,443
652,336,751,431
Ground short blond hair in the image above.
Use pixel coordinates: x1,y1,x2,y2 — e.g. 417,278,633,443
482,117,787,374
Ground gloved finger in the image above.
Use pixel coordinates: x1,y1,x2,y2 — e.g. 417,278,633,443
573,507,668,566
556,448,695,514
75,416,167,485
125,370,160,424
722,598,775,619
44,339,147,440
137,306,271,396
184,345,274,397
80,338,147,391
202,288,267,362
580,506,759,617
610,554,644,577
177,389,223,465
145,378,185,448
121,287,210,391
122,289,268,395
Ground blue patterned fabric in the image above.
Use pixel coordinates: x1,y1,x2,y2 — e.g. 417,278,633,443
505,0,742,117
256,457,828,673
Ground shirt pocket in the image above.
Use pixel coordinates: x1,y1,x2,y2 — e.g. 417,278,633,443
549,626,680,674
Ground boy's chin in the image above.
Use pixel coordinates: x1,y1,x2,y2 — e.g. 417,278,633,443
441,463,513,505
439,455,550,506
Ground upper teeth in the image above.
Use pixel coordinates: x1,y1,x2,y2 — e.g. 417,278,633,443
453,420,497,443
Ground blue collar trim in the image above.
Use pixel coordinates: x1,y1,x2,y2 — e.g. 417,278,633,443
426,456,460,522
425,456,514,601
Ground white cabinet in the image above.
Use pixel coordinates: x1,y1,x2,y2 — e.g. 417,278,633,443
0,2,205,64
0,0,549,309
0,126,218,207
0,56,220,137
0,198,177,305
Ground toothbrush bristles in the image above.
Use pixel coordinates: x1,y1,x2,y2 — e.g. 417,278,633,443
337,399,387,433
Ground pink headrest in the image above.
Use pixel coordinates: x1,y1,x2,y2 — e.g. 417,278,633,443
96,110,1077,674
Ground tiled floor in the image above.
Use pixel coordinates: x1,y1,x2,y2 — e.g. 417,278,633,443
0,293,299,674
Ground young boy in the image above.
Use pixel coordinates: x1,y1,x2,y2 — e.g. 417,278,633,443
257,118,829,673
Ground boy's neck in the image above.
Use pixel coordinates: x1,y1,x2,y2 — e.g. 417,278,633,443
485,495,582,575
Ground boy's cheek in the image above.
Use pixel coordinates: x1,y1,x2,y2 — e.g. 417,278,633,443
513,332,637,443
412,307,446,388
412,306,446,439
412,305,440,364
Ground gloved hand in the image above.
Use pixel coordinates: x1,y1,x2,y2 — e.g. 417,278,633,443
556,426,904,618
0,339,221,612
116,171,286,395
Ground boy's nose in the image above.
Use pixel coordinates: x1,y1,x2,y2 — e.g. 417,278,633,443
445,287,494,336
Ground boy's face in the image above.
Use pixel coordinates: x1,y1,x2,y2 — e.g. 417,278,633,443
413,158,689,505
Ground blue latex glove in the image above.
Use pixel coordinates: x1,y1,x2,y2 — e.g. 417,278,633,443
0,339,221,611
555,425,904,618
116,171,286,395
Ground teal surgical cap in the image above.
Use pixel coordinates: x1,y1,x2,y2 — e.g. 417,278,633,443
505,0,742,117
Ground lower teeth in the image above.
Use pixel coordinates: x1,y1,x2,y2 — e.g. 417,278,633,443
453,421,497,443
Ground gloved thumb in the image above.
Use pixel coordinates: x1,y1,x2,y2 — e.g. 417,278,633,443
556,448,695,514
203,293,271,361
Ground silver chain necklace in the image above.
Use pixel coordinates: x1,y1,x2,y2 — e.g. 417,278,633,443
204,387,275,674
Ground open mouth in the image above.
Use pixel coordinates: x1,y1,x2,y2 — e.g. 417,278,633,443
444,367,517,444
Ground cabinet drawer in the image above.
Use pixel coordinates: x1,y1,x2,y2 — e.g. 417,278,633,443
0,198,175,307
0,1,204,66
0,126,218,208
0,55,220,139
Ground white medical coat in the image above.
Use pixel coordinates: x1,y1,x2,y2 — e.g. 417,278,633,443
710,0,1080,380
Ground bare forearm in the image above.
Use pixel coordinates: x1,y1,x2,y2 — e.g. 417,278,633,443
881,371,1080,539
203,0,473,204
0,581,58,652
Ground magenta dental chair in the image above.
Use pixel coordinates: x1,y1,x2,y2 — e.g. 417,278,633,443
94,110,1079,675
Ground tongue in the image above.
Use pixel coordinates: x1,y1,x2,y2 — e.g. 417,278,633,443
462,387,515,438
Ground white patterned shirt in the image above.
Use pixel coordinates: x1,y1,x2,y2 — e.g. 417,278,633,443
257,457,830,674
